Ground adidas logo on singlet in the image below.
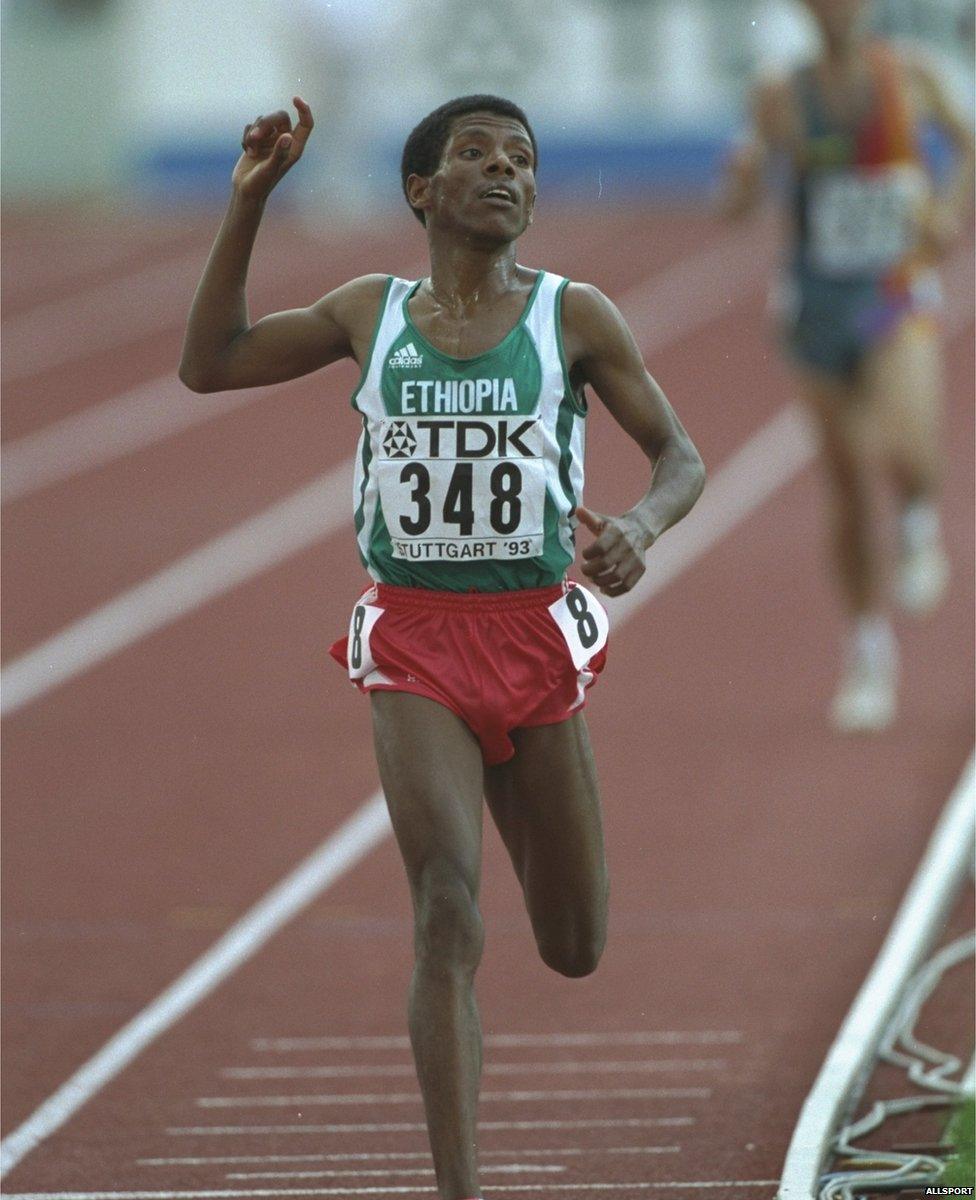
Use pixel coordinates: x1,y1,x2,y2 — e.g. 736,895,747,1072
388,343,423,368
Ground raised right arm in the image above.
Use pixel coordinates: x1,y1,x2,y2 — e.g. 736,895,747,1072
179,98,386,393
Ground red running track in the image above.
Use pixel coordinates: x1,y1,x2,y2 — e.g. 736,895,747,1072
1,203,973,1198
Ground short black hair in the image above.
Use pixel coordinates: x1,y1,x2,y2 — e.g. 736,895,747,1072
400,94,538,225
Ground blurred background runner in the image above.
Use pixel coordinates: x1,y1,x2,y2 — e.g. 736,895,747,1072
721,0,974,733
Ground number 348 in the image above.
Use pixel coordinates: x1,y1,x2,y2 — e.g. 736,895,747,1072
400,462,522,536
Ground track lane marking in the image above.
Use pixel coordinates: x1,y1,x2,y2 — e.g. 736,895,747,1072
1,225,767,505
220,1058,725,1079
0,796,391,1178
1,466,353,717
224,1166,565,1180
194,1087,711,1109
0,223,771,715
0,382,842,1176
1,226,196,305
137,1147,682,1166
1,1182,783,1197
4,240,968,1179
1,377,268,504
165,1118,695,1135
1,250,218,386
249,1030,742,1050
0,249,427,505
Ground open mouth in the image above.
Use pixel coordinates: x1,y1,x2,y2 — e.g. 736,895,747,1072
480,186,517,206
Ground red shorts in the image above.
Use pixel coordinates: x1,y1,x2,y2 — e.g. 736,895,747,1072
329,581,609,765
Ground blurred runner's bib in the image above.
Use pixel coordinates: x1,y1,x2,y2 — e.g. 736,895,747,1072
807,164,927,276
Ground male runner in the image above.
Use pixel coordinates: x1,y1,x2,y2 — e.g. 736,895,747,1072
722,0,972,732
180,93,705,1200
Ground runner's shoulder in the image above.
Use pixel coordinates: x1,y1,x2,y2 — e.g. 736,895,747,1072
311,273,392,340
561,281,618,325
560,282,633,365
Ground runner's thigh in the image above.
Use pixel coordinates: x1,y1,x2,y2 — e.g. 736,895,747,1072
371,691,485,896
860,317,943,475
484,713,607,937
795,364,874,473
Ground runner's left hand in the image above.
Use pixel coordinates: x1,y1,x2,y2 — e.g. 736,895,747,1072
575,505,651,597
917,198,961,262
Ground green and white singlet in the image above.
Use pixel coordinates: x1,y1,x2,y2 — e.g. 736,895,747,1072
350,270,586,592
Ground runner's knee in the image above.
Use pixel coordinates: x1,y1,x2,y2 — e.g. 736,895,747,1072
412,863,484,975
537,918,606,978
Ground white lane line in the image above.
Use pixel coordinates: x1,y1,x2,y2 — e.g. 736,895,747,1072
5,236,970,712
1,226,192,301
0,223,912,1177
777,752,976,1200
0,254,430,505
220,1058,726,1079
165,1118,694,1136
0,795,391,1179
1,250,216,386
961,1051,976,1094
0,363,809,1175
0,226,759,508
616,218,773,353
195,1086,710,1109
138,1147,682,1166
225,1166,564,1180
0,1182,782,1198
1,376,267,505
250,1030,742,1051
0,225,765,709
611,402,814,625
0,463,352,717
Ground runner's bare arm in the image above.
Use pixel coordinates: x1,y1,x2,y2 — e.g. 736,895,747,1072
179,98,383,392
180,270,387,393
720,74,795,219
906,54,975,259
561,283,705,597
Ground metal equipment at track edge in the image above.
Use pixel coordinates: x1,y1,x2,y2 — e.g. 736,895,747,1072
777,752,976,1200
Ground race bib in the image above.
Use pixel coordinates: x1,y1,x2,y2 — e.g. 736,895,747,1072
807,165,927,276
376,416,547,562
548,584,609,670
346,601,383,680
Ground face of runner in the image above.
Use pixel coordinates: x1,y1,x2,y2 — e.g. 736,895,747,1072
805,0,869,46
420,112,536,241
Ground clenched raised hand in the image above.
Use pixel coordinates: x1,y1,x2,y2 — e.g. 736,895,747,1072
232,96,314,200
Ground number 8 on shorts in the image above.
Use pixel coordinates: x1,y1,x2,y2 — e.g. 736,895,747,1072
548,584,609,670
346,600,384,681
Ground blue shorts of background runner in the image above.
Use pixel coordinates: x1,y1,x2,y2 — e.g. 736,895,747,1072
774,267,941,380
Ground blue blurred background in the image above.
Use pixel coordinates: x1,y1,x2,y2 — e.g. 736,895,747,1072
2,0,972,215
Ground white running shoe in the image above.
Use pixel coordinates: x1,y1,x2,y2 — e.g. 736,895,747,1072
830,619,899,734
830,658,898,732
896,540,949,615
896,501,949,615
